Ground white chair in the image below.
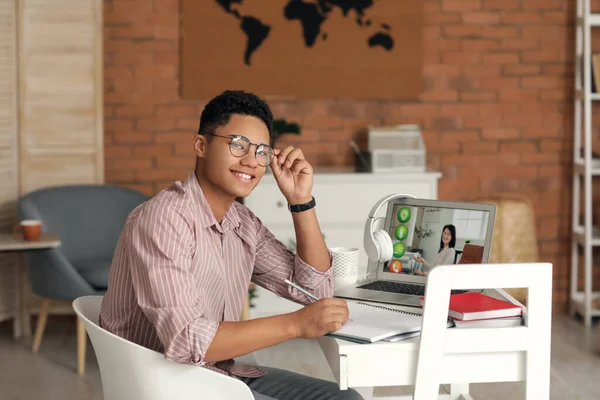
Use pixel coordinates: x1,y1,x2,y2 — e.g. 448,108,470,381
414,262,552,400
72,296,254,400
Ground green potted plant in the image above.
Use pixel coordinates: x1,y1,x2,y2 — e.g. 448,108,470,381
271,118,302,146
411,225,435,254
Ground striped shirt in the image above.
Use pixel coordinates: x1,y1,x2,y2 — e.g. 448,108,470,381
99,172,334,378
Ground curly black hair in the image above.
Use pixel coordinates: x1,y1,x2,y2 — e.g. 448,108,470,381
197,90,273,139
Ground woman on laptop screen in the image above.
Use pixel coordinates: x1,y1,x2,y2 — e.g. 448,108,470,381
413,224,456,276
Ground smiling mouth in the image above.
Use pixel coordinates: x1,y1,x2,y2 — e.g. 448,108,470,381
231,170,255,183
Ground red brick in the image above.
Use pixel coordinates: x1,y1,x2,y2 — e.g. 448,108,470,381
132,144,174,158
462,12,501,24
482,53,520,64
419,90,459,102
502,12,543,24
461,39,502,52
522,0,562,10
502,38,540,50
480,177,520,192
498,166,539,178
116,102,156,118
440,104,481,117
499,89,540,102
393,104,439,117
303,116,343,129
482,26,520,39
425,14,462,25
156,156,196,169
443,25,482,38
542,64,572,76
105,119,134,133
174,141,197,156
132,40,175,53
480,77,520,90
114,132,155,144
460,91,498,102
500,141,539,153
462,141,499,153
539,165,564,177
105,146,132,158
542,12,568,24
521,153,560,164
522,50,563,63
442,154,480,166
503,114,542,128
156,104,197,118
440,131,481,142
155,132,194,144
483,0,520,10
540,139,566,152
481,128,520,139
521,76,559,89
503,65,541,76
442,51,482,65
137,117,177,131
105,169,135,182
442,0,481,12
109,158,153,170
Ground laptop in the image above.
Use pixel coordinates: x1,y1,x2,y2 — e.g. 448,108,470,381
334,198,496,308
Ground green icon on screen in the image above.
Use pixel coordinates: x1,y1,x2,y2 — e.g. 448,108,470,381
393,242,405,258
397,207,411,223
394,225,408,241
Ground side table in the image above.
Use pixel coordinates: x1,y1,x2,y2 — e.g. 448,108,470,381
0,232,61,339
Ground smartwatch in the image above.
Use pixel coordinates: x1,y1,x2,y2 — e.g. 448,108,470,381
288,196,316,213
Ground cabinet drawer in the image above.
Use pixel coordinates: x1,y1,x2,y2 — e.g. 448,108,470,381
246,178,437,226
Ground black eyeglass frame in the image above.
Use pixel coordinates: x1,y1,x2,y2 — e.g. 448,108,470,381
202,132,275,167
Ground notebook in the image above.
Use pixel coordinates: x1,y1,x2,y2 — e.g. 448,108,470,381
327,301,423,343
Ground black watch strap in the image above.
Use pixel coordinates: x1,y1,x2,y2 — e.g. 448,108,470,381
288,196,316,213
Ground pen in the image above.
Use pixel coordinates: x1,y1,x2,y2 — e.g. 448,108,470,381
283,279,353,321
284,279,320,302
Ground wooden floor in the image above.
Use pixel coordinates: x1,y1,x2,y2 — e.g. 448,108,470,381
0,313,598,400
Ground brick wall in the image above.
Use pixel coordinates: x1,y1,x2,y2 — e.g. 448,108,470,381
104,0,595,311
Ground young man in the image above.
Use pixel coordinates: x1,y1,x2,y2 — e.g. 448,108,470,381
100,90,363,400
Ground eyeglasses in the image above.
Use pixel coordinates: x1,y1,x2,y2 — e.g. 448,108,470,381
203,133,274,167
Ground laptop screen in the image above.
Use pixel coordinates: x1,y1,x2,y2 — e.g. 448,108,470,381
378,199,495,284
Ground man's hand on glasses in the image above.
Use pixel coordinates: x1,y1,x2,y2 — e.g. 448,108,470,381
270,146,314,206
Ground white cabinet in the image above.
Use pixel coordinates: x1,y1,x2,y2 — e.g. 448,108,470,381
244,168,441,318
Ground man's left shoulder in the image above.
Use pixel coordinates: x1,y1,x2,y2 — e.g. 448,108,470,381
232,200,260,224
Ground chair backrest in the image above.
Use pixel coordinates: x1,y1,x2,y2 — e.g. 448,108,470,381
457,244,483,264
72,296,254,400
18,185,149,264
414,263,552,400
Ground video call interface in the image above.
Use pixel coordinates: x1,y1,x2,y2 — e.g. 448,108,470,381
382,204,490,276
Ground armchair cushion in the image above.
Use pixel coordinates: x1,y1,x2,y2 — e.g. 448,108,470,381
18,184,150,299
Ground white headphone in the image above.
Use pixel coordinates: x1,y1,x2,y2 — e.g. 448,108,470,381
363,193,417,262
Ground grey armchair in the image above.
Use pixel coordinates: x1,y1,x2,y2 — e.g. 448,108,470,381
17,184,150,375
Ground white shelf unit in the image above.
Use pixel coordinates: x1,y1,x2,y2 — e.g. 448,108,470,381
571,0,600,327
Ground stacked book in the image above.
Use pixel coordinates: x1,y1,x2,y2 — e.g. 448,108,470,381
421,292,523,328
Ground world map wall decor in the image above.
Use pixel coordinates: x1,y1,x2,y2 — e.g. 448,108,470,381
180,0,424,99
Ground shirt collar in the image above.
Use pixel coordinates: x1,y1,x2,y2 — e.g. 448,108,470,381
186,172,241,232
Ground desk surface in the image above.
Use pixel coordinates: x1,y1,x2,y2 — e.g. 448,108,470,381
0,233,61,252
317,288,527,391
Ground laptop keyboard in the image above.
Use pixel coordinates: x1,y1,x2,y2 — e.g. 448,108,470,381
357,281,468,296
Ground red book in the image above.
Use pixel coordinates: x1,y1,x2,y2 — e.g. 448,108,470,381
448,292,522,321
419,292,522,321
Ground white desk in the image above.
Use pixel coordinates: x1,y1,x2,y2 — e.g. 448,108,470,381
317,289,526,400
0,233,61,338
